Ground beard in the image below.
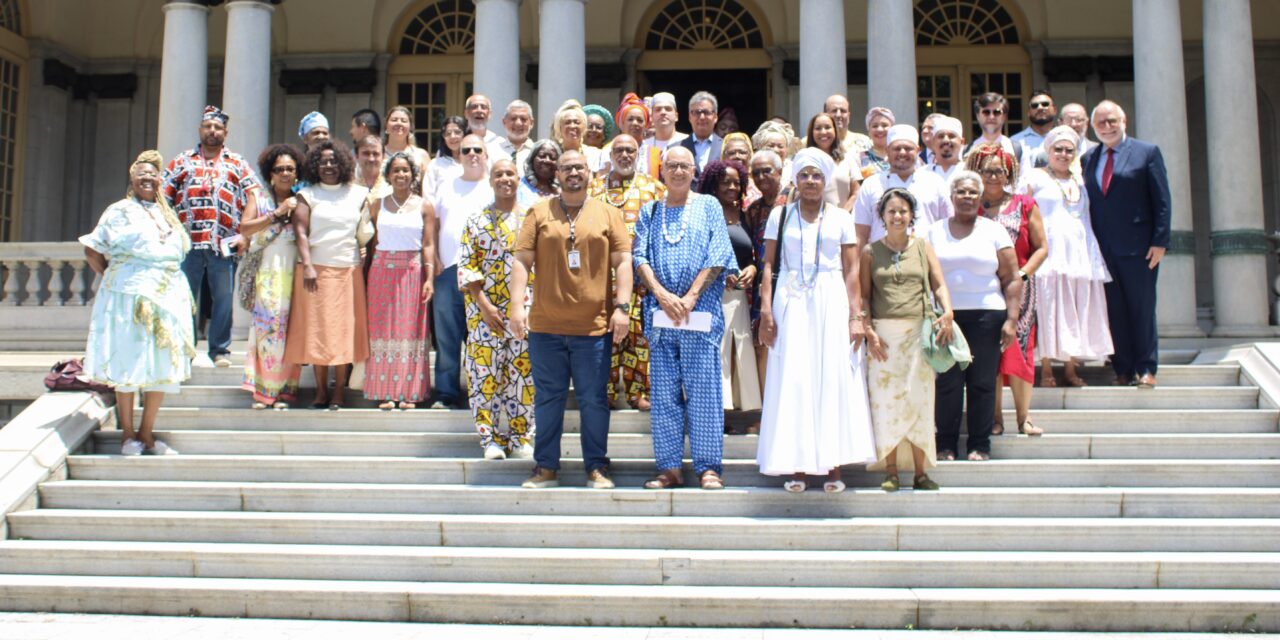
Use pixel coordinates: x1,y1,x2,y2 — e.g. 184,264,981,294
1030,113,1055,126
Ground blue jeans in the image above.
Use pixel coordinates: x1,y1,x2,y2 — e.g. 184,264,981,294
432,265,466,405
528,332,612,474
181,248,236,358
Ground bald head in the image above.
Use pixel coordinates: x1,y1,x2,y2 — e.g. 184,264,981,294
824,94,851,133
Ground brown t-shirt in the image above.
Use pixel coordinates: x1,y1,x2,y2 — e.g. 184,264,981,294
516,197,630,336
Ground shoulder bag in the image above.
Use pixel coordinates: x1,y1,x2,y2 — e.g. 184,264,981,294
916,238,972,373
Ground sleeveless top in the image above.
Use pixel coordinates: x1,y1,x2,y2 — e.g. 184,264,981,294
869,237,929,320
374,194,424,252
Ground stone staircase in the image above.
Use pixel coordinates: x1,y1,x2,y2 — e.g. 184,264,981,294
0,356,1278,631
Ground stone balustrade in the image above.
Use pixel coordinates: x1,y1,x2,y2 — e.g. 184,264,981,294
0,243,98,307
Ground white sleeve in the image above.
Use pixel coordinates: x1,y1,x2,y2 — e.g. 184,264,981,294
852,178,875,226
764,204,783,240
838,209,858,245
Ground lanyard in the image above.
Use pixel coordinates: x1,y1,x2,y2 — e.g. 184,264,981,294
558,196,583,248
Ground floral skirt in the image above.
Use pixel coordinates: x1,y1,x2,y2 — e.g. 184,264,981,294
866,318,936,472
363,250,431,402
242,235,300,403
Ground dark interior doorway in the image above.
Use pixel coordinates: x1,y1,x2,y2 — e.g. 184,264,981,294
639,68,770,136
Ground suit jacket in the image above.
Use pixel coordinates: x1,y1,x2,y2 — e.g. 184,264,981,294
1081,136,1172,258
678,133,723,189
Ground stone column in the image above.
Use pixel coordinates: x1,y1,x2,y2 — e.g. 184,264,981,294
474,0,521,121
799,0,847,126
1203,0,1273,335
867,0,916,126
536,0,585,139
1132,0,1200,337
157,0,210,161
221,0,274,164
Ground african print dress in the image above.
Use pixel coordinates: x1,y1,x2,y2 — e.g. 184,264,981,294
457,203,535,452
242,193,301,404
987,194,1038,384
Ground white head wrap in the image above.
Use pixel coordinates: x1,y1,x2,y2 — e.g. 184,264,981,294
933,116,963,137
791,147,834,186
1042,124,1080,153
886,124,919,147
865,106,895,128
298,111,329,139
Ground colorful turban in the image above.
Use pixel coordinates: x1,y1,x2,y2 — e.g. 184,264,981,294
965,141,1019,185
865,106,895,128
886,124,919,147
933,116,963,137
1042,124,1080,153
616,92,649,129
582,103,616,141
791,147,835,186
298,111,329,139
202,105,229,125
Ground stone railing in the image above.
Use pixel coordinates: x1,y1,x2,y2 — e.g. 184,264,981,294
0,242,98,307
0,243,98,350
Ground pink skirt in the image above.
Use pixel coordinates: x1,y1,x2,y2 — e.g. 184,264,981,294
363,250,431,402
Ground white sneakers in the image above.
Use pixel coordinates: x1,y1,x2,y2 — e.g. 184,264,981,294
191,354,215,369
483,444,507,460
510,442,535,460
120,438,178,456
213,355,232,367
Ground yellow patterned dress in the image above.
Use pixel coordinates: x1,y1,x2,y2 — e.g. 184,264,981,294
588,172,666,407
457,203,535,453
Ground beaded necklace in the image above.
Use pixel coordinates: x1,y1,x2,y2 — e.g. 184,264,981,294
792,202,825,291
658,197,690,245
1046,168,1083,211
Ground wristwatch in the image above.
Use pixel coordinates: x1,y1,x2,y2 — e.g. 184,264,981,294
615,301,631,313
1018,269,1029,281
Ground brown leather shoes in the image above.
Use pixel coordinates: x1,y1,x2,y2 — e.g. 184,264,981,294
1137,373,1157,389
1112,374,1133,386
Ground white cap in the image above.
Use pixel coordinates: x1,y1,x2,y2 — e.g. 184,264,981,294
886,124,919,147
933,116,963,137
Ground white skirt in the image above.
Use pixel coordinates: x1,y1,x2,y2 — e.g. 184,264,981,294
757,270,877,476
1036,274,1114,361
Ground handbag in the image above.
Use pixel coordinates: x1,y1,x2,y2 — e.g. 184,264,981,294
43,358,113,395
914,239,972,373
236,247,263,311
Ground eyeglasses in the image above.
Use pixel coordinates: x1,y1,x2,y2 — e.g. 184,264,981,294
317,158,339,167
795,172,824,182
271,166,297,175
1029,101,1052,109
664,162,694,172
980,108,1004,116
559,164,588,174
691,109,715,118
979,168,1007,178
460,147,485,155
750,167,776,177
1050,146,1076,155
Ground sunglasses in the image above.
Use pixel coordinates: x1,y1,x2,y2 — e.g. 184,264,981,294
981,108,1004,116
460,147,485,155
750,167,776,177
1030,101,1052,109
271,166,297,175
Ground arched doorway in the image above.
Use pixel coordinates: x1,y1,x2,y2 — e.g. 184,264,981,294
914,0,1031,135
634,0,773,133
0,0,24,242
387,0,475,152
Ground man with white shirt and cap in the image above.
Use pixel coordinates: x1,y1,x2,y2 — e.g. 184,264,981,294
925,116,966,182
638,92,688,177
853,124,953,247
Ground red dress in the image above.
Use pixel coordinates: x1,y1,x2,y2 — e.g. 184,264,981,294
985,194,1037,384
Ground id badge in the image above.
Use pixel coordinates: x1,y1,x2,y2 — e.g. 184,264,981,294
567,249,581,270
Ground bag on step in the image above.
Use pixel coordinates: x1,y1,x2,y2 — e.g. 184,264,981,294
43,358,113,395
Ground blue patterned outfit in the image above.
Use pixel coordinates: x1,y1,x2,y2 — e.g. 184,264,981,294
633,193,737,474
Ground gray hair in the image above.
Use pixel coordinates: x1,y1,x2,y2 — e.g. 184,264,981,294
689,90,718,113
505,99,533,117
949,169,983,195
1090,100,1126,123
750,149,783,171
651,92,677,109
524,138,563,178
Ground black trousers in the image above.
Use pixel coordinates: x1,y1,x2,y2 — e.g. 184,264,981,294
935,308,1007,455
1103,254,1159,378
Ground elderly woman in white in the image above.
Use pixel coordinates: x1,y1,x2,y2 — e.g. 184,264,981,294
756,148,877,493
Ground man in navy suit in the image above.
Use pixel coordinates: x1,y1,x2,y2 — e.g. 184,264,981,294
1081,100,1171,389
677,91,723,190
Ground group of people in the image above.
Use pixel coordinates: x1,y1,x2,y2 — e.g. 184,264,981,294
78,87,1171,495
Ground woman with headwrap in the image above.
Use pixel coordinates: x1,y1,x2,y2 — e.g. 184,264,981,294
755,148,876,494
614,93,649,147
1022,125,1113,388
298,111,330,150
551,99,603,174
858,107,895,178
81,150,195,455
965,142,1048,438
582,103,615,150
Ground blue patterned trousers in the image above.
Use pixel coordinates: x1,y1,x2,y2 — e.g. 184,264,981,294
649,332,725,475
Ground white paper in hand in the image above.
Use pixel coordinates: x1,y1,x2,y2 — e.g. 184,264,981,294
653,310,712,332
220,234,242,258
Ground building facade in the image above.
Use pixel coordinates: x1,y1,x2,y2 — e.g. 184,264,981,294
3,0,1280,337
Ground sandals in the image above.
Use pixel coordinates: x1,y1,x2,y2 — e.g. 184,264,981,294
967,450,990,461
939,450,957,462
823,479,845,494
251,402,268,410
699,470,724,490
1018,419,1044,436
272,401,290,410
783,479,807,493
913,474,941,490
991,421,1005,436
880,474,901,492
378,402,396,411
1064,376,1088,388
399,402,416,410
643,469,683,490
1039,373,1058,388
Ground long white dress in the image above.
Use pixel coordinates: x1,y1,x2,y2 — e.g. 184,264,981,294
1022,168,1114,361
756,204,877,476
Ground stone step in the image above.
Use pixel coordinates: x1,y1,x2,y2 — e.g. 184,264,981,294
0,541,1275,590
64,455,1280,488
162,384,1260,410
90,430,1280,460
37,481,1280,518
0,574,1273,630
145,407,1280,434
10,510,1280,552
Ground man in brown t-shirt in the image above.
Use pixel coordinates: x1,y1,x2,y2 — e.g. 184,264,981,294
509,149,633,489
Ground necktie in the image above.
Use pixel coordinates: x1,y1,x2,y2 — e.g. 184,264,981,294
1102,148,1115,195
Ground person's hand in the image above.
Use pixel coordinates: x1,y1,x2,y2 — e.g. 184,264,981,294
420,278,435,304
848,316,865,349
655,288,687,325
1000,318,1017,352
1146,246,1166,270
479,297,504,335
233,235,249,255
726,273,739,289
302,264,318,293
509,307,529,339
758,311,777,347
867,329,888,362
737,265,757,289
934,310,954,346
610,307,629,344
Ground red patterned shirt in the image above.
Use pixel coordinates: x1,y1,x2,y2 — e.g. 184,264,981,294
161,147,260,250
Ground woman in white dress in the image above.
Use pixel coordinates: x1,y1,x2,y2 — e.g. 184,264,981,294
757,148,877,493
1022,125,1113,387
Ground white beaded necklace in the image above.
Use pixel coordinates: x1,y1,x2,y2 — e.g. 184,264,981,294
658,197,690,245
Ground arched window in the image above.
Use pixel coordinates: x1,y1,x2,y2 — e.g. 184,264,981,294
398,0,475,55
914,0,1019,46
0,0,19,36
645,0,763,51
